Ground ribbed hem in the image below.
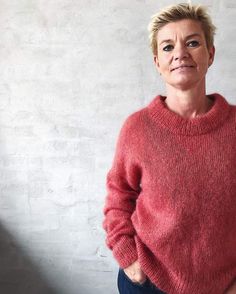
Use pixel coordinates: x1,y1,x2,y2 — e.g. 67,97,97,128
135,235,236,294
113,235,138,269
148,93,230,136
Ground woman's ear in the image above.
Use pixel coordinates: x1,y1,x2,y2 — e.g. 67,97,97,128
154,55,159,67
208,46,215,67
153,55,161,74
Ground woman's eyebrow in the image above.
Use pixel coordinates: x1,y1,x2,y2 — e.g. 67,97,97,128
185,33,201,40
158,33,201,46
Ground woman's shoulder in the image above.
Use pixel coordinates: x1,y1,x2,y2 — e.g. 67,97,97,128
122,108,145,128
211,93,236,128
116,99,156,143
217,93,236,114
213,93,236,107
119,97,157,134
122,95,160,125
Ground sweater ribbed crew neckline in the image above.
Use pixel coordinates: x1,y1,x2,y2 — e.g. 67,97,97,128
148,93,230,136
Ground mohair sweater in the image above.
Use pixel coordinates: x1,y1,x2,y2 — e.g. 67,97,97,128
103,93,236,294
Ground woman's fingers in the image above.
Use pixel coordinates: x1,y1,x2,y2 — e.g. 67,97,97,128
124,260,147,284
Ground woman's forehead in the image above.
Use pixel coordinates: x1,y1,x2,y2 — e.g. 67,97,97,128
157,19,204,42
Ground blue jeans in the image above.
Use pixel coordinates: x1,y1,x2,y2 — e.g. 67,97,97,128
117,268,167,294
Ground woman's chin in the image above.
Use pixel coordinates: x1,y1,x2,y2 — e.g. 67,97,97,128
167,79,199,91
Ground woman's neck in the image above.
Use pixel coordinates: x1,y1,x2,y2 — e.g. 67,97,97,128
164,86,214,119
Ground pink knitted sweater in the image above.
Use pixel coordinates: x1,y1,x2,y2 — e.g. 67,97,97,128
103,93,236,294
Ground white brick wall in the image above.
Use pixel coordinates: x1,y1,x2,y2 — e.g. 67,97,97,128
0,1,235,293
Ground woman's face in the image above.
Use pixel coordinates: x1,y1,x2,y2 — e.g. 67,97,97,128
154,19,215,91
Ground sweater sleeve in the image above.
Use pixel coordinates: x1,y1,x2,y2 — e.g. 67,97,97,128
103,115,142,269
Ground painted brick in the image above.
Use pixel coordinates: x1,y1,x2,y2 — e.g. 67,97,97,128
0,1,235,293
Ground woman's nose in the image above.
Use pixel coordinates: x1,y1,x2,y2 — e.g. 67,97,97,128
173,44,189,61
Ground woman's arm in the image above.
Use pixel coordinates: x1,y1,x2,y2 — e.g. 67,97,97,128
103,116,142,269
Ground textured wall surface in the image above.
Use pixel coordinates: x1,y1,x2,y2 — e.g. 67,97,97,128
0,0,235,294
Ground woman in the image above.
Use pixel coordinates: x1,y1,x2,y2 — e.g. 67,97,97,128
103,3,236,294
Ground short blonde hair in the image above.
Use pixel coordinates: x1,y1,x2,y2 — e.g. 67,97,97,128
148,3,216,55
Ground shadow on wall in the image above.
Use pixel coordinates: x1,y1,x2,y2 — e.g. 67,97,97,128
0,223,57,294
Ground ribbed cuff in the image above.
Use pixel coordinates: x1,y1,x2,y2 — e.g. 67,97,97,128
113,235,138,269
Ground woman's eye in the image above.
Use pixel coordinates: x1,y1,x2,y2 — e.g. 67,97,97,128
187,40,199,47
163,44,174,51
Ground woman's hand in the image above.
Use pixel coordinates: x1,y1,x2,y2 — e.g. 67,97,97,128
124,260,147,284
224,279,236,294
